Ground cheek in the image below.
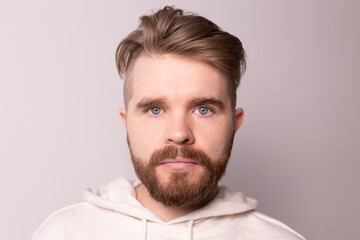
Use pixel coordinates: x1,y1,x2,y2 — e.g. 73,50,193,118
126,116,164,160
195,117,234,159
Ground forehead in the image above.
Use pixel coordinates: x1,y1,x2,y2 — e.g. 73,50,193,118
128,54,231,107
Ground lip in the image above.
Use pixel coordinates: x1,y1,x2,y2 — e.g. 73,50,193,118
160,158,197,164
159,158,198,169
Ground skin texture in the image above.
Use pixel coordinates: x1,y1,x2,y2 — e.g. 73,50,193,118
120,54,244,221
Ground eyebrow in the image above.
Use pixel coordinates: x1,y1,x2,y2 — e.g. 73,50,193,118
135,97,225,111
187,97,225,111
136,97,168,110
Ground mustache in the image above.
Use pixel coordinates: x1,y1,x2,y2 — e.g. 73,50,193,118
149,145,213,169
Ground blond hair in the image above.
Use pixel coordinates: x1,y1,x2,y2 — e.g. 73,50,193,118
116,6,246,108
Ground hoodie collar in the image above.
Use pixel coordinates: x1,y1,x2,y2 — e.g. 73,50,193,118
84,177,257,224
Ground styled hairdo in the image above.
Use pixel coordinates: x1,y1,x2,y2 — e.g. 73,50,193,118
116,6,246,108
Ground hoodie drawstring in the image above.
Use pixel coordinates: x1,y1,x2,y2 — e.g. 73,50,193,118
187,220,194,240
142,219,148,240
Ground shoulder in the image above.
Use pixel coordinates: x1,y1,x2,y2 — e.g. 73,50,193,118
31,202,108,240
233,211,305,240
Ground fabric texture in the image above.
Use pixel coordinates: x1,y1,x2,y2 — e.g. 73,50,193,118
32,177,305,240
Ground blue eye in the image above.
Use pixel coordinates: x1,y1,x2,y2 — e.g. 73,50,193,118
149,107,163,115
194,107,211,115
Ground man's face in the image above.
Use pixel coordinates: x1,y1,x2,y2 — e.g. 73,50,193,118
120,54,243,207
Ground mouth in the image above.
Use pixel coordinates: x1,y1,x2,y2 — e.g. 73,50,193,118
159,157,198,170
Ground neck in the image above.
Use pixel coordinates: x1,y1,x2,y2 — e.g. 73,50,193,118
135,184,219,222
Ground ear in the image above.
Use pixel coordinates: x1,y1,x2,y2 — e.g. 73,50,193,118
234,108,244,132
119,108,127,126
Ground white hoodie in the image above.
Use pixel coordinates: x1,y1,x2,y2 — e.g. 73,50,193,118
32,177,305,240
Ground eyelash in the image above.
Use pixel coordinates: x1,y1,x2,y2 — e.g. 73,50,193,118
144,106,215,117
146,107,164,116
194,106,214,116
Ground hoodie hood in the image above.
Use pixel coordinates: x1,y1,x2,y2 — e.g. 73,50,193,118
83,177,257,225
32,177,304,240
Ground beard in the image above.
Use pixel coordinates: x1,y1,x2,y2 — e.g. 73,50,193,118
128,133,234,208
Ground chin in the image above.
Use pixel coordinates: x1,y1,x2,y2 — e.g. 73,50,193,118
156,166,205,185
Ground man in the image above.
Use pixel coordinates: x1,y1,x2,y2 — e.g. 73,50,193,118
32,6,304,240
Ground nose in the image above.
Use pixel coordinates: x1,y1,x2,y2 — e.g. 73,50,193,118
165,115,195,146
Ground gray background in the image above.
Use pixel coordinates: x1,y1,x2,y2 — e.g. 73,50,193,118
1,0,359,239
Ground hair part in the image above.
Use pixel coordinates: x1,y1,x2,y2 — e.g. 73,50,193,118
116,6,246,108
